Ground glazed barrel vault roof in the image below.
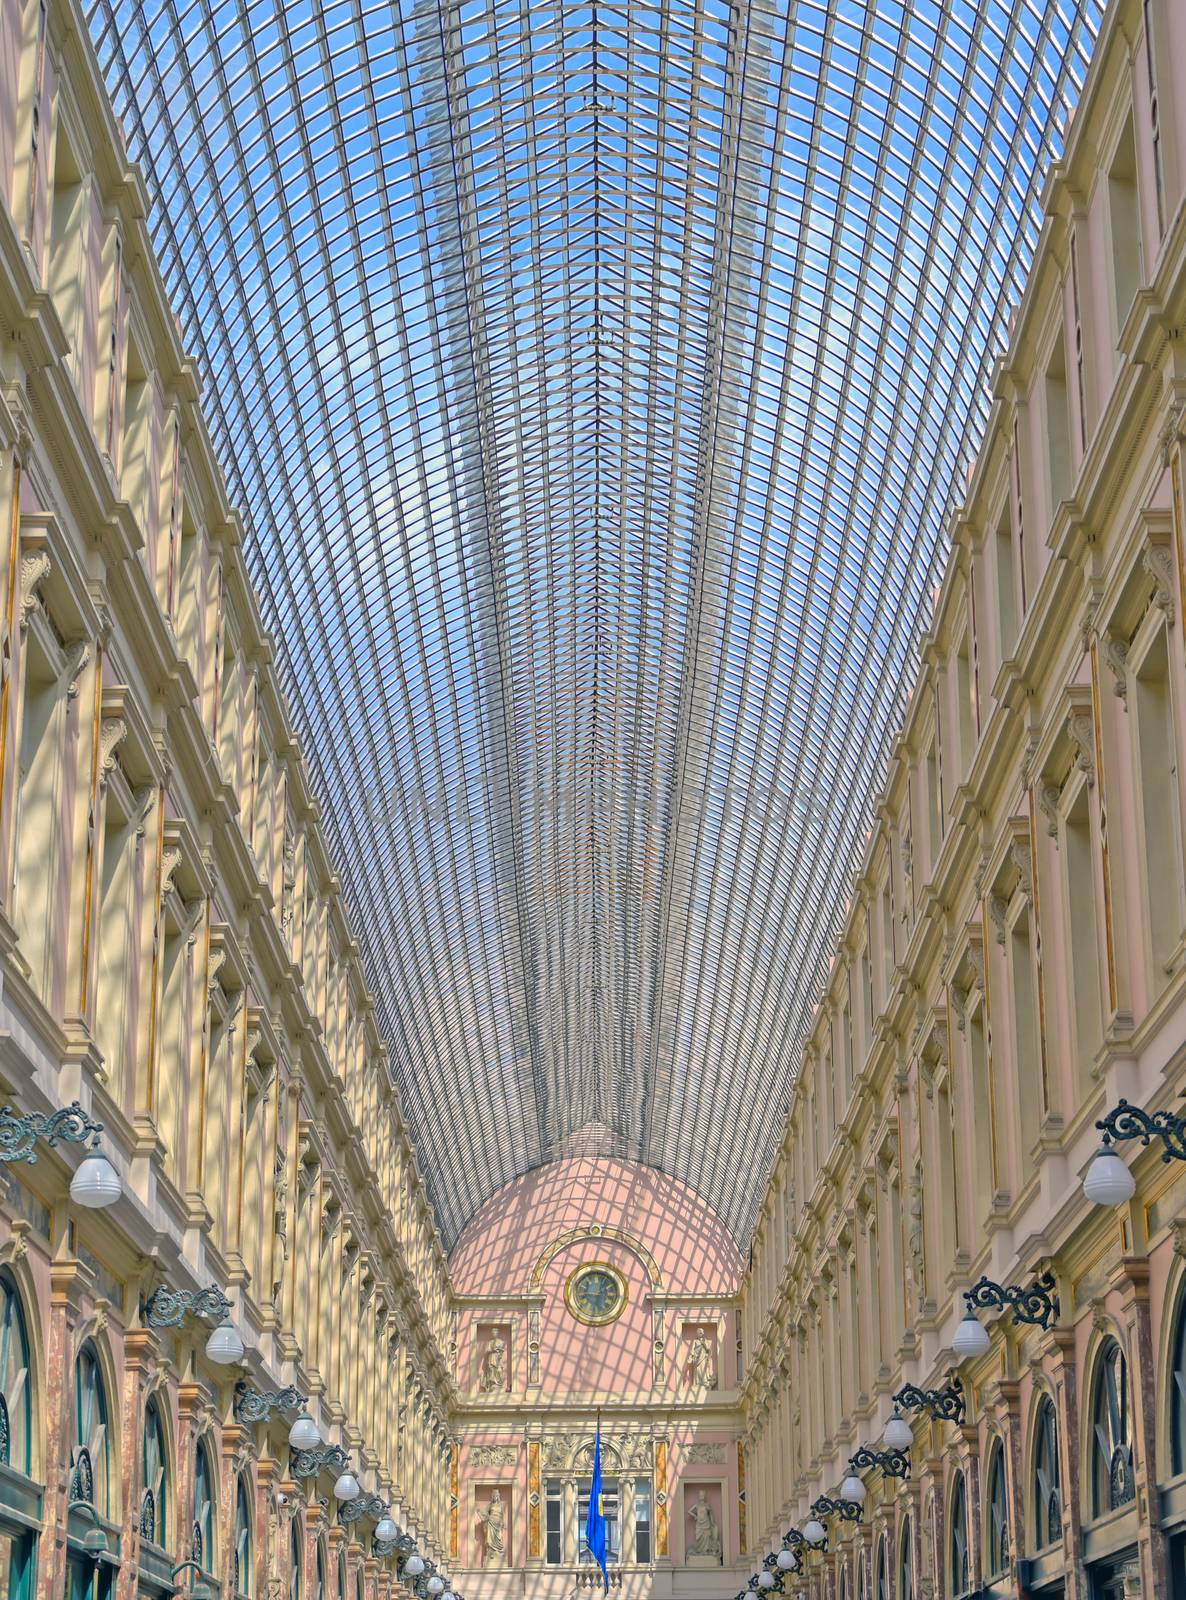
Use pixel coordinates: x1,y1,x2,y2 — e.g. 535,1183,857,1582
86,0,1103,1249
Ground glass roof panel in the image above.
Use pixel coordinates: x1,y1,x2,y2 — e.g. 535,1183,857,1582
87,0,1102,1247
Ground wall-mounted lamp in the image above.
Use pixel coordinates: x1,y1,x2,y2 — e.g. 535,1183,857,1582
67,1500,110,1559
952,1269,1058,1359
339,1492,387,1526
847,1444,911,1481
1084,1098,1186,1205
290,1443,350,1480
233,1381,315,1448
171,1558,214,1600
891,1375,965,1427
0,1101,121,1207
143,1284,245,1365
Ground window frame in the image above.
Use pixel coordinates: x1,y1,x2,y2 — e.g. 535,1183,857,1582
0,1274,32,1476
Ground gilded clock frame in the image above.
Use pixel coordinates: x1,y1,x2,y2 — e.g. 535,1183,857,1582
563,1261,629,1326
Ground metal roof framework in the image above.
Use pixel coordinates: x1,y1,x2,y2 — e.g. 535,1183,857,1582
87,0,1102,1247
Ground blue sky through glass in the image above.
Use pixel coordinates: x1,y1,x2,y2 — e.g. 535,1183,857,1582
86,0,1103,1246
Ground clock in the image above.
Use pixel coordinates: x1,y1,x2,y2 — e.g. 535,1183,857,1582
564,1262,628,1326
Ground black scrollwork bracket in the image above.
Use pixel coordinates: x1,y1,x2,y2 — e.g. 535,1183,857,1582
849,1445,910,1480
811,1495,862,1524
1097,1097,1186,1163
289,1444,350,1478
143,1284,233,1329
893,1375,966,1425
964,1269,1059,1330
339,1493,387,1526
0,1101,103,1164
234,1382,305,1423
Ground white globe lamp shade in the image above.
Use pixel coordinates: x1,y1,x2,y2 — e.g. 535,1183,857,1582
375,1518,399,1543
205,1322,245,1365
1083,1145,1136,1206
884,1412,913,1452
840,1474,865,1505
422,1573,441,1590
804,1519,827,1547
334,1471,361,1501
289,1412,321,1450
757,1571,775,1589
406,1556,427,1579
776,1551,797,1571
441,1589,457,1600
952,1311,991,1361
69,1149,122,1209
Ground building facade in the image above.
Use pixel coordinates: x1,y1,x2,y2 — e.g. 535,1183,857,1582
4,2,1186,1600
740,0,1186,1596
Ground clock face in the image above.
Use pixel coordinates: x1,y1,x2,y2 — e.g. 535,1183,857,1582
564,1262,627,1325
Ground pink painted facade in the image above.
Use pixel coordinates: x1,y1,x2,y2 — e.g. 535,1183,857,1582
452,1159,747,1589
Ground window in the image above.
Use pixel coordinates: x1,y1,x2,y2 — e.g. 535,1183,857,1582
985,1444,1009,1578
578,1478,619,1563
1044,332,1072,513
1172,1287,1186,1476
1144,0,1166,235
141,1398,167,1546
634,1481,652,1565
545,1473,653,1565
898,1519,913,1600
0,1275,31,1474
1033,1395,1062,1550
1133,623,1184,980
71,1345,110,1516
950,1473,970,1597
337,1552,347,1600
193,1441,216,1571
1063,784,1102,1084
316,1541,328,1600
545,1479,563,1563
875,1536,888,1600
234,1475,253,1598
1092,1338,1136,1517
1107,119,1143,336
289,1521,303,1600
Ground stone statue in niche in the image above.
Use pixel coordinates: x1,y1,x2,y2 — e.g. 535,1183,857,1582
687,1327,717,1390
479,1488,507,1567
479,1331,507,1392
686,1490,722,1564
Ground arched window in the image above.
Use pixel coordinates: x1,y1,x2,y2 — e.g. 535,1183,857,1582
355,1569,364,1600
1091,1337,1136,1516
1033,1395,1061,1550
985,1444,1009,1578
289,1521,303,1600
234,1475,253,1598
141,1397,168,1546
0,1274,31,1474
839,1567,849,1600
950,1473,970,1597
1171,1285,1186,1476
899,1518,914,1600
193,1440,216,1571
316,1541,328,1600
71,1345,110,1516
337,1552,347,1600
875,1536,889,1600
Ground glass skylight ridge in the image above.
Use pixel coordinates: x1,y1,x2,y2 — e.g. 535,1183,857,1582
87,0,1102,1246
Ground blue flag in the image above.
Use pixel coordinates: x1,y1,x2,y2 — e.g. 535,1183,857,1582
585,1422,609,1590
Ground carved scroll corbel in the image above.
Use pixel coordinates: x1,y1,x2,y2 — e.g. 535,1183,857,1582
1067,710,1095,786
1038,784,1061,838
1143,543,1176,623
19,550,50,631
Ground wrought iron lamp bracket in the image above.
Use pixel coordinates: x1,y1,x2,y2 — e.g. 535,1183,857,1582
893,1375,965,1425
1097,1097,1186,1163
964,1269,1059,1330
290,1444,350,1478
0,1101,103,1164
849,1445,910,1480
143,1284,233,1330
234,1382,305,1424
